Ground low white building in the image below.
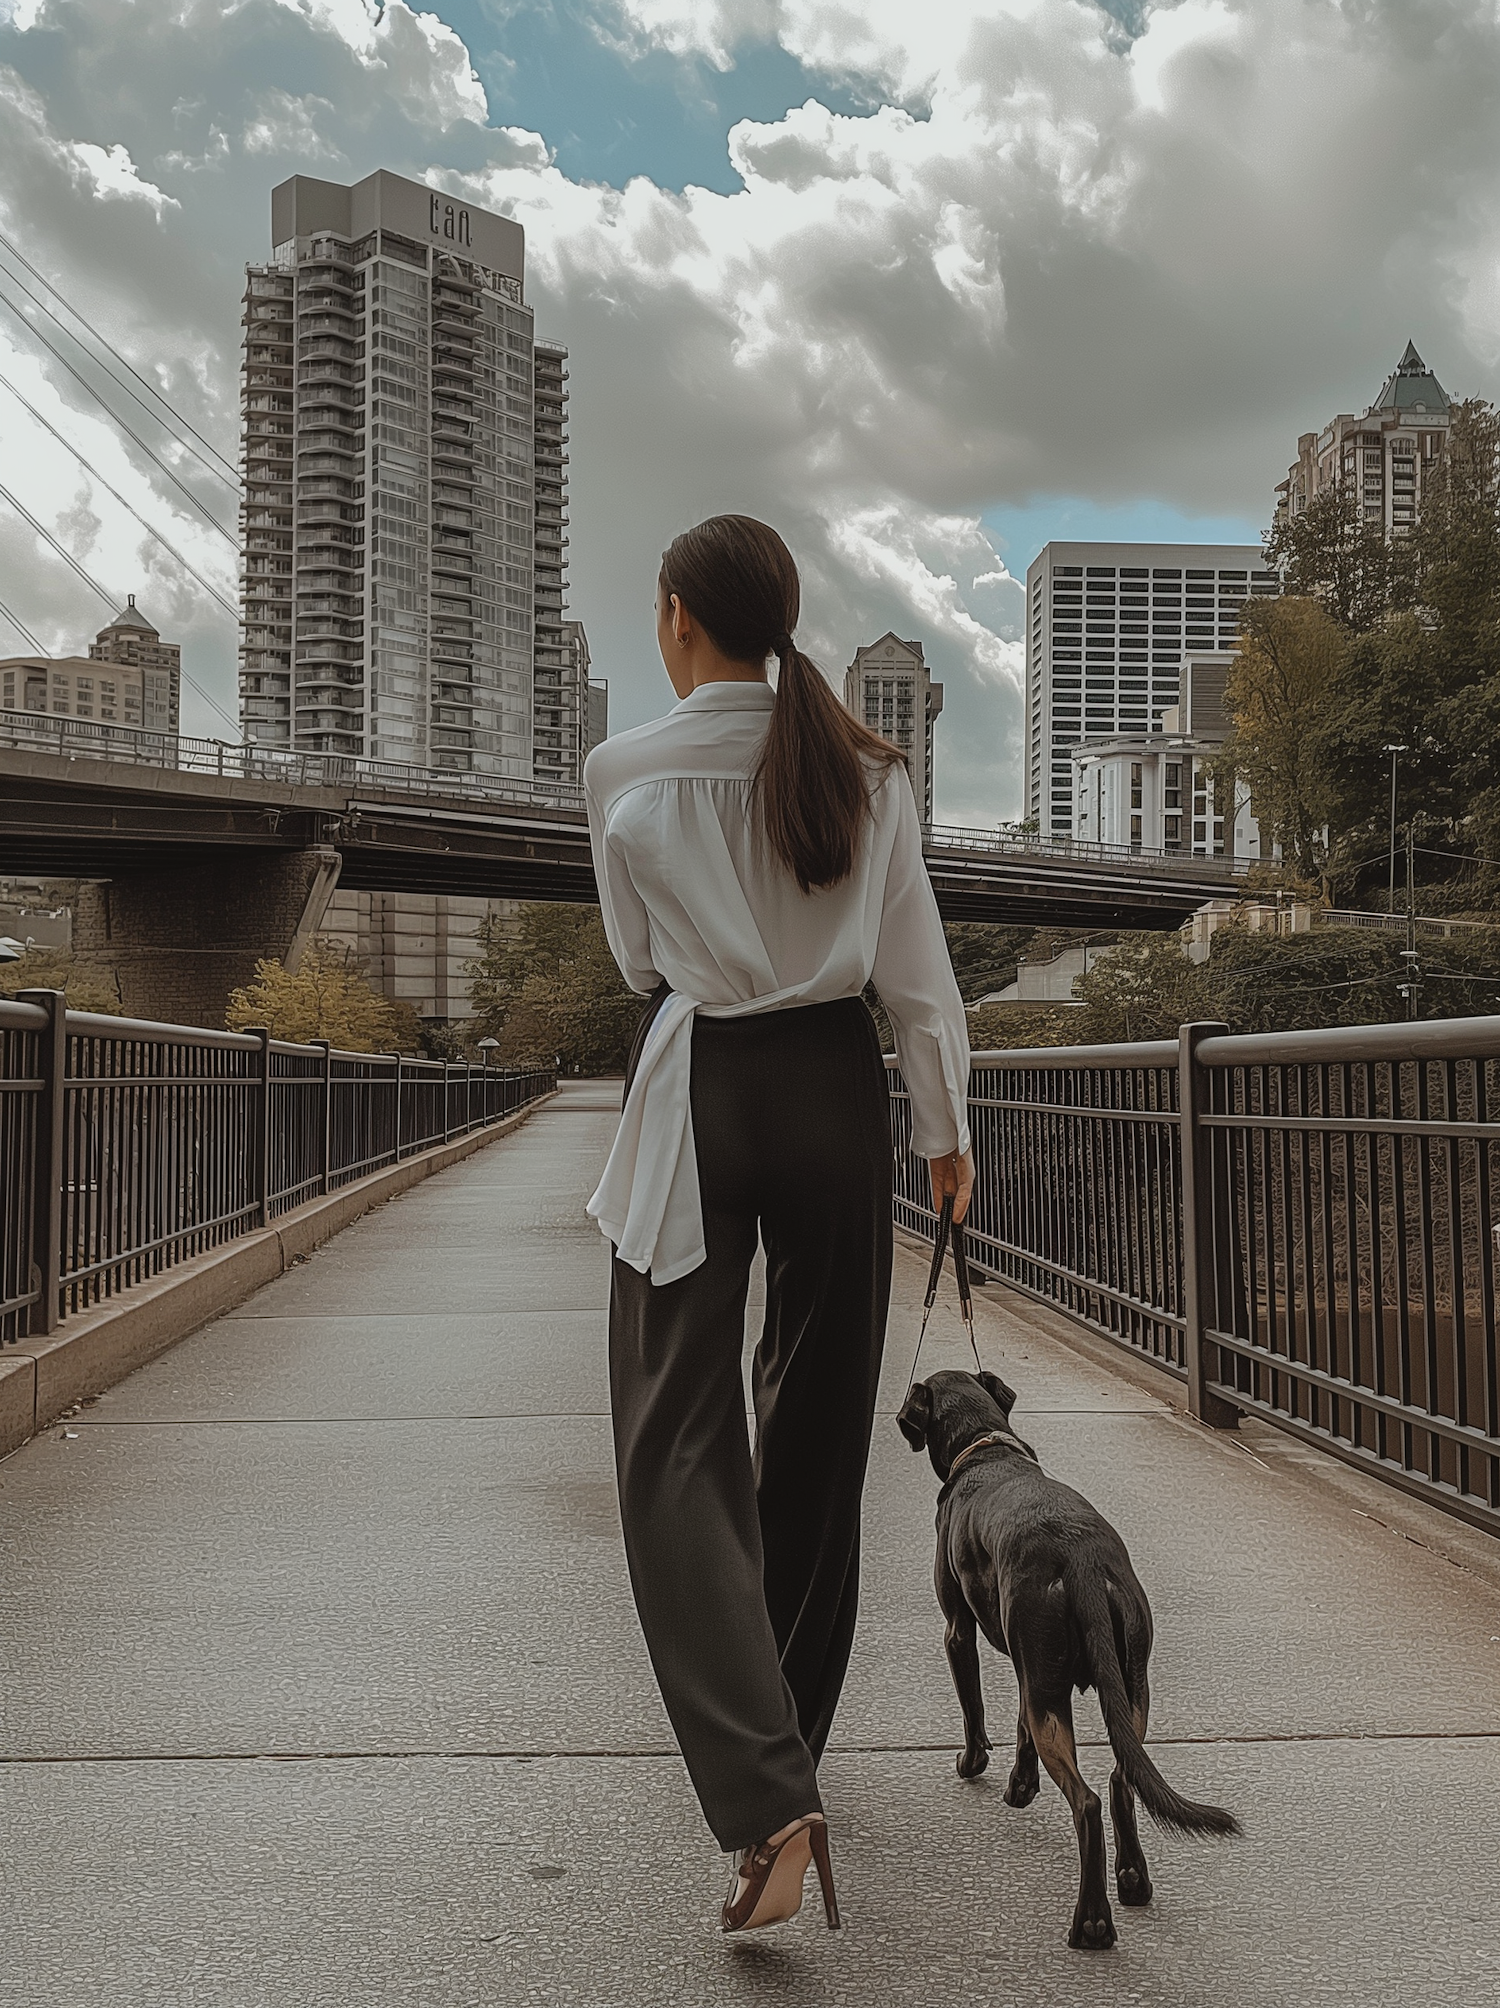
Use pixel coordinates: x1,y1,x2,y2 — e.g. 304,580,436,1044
1071,653,1262,861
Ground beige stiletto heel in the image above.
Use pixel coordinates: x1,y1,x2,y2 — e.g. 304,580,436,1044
721,1814,840,1933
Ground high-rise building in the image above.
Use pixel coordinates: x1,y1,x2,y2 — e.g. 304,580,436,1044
239,170,573,784
1071,655,1261,861
843,633,943,828
1276,342,1451,537
90,597,180,733
1023,543,1276,837
1,595,179,739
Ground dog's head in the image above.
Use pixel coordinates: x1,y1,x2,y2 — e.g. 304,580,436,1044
897,1369,1036,1482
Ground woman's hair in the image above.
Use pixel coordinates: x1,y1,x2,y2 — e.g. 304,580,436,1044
658,514,904,892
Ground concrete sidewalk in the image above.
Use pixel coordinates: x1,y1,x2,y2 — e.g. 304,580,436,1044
2,1079,1498,2006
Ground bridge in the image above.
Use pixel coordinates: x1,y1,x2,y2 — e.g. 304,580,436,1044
1,709,1247,1022
0,993,1496,2002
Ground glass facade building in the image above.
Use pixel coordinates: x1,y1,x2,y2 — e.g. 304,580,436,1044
239,171,577,785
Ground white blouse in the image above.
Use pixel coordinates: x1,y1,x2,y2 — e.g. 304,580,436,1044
584,679,971,1285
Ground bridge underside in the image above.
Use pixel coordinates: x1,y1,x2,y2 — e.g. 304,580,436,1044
3,752,1226,929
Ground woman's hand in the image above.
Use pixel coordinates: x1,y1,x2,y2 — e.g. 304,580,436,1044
928,1147,975,1224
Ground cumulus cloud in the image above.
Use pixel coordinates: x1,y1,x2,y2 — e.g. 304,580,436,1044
2,0,1500,807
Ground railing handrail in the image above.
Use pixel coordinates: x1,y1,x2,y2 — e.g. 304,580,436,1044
890,1011,1500,1538
965,1010,1500,1077
3,989,556,1349
0,998,49,1031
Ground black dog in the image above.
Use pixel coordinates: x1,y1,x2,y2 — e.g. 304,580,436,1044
898,1369,1239,1950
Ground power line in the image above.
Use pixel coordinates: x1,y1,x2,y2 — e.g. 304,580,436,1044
0,479,241,734
0,477,115,612
0,228,239,486
0,373,238,619
0,595,47,655
0,293,237,543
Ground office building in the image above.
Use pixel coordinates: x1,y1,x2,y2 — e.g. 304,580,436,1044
318,889,518,1026
1,595,179,737
239,169,576,785
1276,341,1451,536
844,632,943,827
1072,654,1261,860
1023,542,1276,836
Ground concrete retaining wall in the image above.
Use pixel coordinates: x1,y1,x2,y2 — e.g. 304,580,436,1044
0,1093,555,1457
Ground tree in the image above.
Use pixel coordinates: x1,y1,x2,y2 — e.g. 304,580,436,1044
1205,923,1500,1032
1071,935,1218,1043
1264,477,1411,632
224,942,422,1052
0,948,123,1014
1223,596,1347,886
466,902,642,1074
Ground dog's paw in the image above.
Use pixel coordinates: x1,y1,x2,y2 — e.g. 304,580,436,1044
956,1742,990,1780
1115,1864,1153,1907
1003,1767,1039,1808
1069,1904,1117,1952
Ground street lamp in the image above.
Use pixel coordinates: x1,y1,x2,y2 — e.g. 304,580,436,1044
1382,744,1408,915
477,1036,499,1070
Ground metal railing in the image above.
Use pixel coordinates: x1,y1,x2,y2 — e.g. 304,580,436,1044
890,1014,1500,1536
0,708,588,815
926,821,1249,880
1,990,554,1345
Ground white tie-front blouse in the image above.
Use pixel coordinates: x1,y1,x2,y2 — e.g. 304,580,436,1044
584,679,972,1285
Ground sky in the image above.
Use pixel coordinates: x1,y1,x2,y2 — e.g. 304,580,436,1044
2,1,1499,823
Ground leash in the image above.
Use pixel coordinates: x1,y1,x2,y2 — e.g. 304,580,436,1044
904,1193,984,1396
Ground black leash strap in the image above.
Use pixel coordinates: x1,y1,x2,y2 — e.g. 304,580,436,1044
904,1194,983,1395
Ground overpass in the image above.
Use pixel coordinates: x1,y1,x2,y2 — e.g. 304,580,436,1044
2,710,1248,1020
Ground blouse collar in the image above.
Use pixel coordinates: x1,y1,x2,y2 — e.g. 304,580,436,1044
675,679,775,713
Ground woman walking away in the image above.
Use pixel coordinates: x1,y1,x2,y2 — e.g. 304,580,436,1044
584,515,973,1934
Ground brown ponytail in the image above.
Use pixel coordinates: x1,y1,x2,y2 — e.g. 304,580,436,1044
659,515,903,892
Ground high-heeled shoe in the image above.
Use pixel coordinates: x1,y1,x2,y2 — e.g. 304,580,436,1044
721,1813,841,1933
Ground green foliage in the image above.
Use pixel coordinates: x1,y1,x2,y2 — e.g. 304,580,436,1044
466,902,642,1075
1071,934,1219,1044
1235,400,1500,920
1264,476,1412,631
1206,924,1500,1032
224,942,422,1052
0,948,123,1014
1223,597,1348,886
940,923,1041,1003
966,1004,1085,1052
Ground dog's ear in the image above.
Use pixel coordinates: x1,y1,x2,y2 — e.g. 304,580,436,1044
978,1370,1018,1418
896,1383,932,1451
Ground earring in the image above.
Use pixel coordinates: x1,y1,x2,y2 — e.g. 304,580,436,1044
677,634,689,648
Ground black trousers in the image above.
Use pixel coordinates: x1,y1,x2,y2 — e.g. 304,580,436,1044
609,997,893,1851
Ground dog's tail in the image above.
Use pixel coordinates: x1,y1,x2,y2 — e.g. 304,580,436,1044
1075,1572,1241,1840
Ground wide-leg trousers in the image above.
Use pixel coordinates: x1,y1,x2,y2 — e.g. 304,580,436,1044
608,996,894,1851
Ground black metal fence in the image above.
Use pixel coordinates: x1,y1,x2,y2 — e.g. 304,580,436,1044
890,1015,1500,1537
1,990,554,1346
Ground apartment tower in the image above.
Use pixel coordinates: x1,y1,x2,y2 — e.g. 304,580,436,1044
1023,542,1277,837
239,170,582,784
843,632,943,828
1276,342,1451,536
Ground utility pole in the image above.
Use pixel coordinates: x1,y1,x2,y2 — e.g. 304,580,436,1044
1383,744,1408,915
1401,819,1419,1021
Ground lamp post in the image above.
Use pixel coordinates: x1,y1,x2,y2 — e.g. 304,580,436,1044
1382,744,1408,915
477,1035,499,1113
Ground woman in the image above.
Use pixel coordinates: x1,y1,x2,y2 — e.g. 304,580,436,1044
584,515,974,1933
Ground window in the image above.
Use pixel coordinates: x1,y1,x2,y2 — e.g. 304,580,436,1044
1163,814,1182,850
1130,762,1143,810
1130,814,1142,850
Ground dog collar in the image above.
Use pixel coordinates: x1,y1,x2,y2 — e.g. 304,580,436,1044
944,1430,1012,1482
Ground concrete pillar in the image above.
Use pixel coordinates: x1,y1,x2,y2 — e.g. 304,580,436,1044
73,847,342,1030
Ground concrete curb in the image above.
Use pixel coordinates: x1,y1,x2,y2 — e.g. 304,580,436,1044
1,1092,556,1457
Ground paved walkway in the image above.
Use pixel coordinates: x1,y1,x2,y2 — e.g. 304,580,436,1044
3,1082,1499,2006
